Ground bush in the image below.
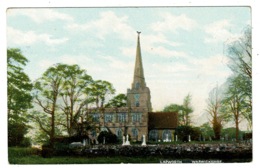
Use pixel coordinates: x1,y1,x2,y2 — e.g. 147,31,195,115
175,126,202,142
41,144,54,158
97,131,118,144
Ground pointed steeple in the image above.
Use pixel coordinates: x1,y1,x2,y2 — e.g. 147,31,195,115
132,31,146,89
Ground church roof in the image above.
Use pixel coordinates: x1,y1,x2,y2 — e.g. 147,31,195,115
148,112,178,129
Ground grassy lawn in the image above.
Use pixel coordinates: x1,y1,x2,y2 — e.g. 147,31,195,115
8,147,161,164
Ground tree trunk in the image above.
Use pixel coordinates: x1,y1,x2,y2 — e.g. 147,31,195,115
235,119,239,142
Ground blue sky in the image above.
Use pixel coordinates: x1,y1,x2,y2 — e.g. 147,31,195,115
6,7,251,126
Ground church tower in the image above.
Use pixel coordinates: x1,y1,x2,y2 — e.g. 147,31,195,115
127,32,152,111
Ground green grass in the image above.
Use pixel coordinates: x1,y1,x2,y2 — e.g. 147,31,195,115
8,147,161,164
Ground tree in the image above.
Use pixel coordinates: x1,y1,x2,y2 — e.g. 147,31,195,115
200,122,214,140
87,80,115,108
105,93,127,108
226,26,252,79
175,125,201,142
7,48,33,146
32,64,64,147
182,94,193,126
221,75,247,141
206,85,223,140
58,64,93,136
162,94,193,126
225,26,252,129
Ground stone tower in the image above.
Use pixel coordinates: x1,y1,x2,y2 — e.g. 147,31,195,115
127,32,152,111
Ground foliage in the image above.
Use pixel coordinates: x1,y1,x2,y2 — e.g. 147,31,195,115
182,94,193,126
57,64,93,136
7,48,33,147
206,85,224,140
221,127,244,140
97,131,118,144
87,80,116,108
200,122,214,139
163,104,183,112
163,94,193,126
31,63,65,146
175,125,202,141
221,75,248,141
224,26,252,130
8,122,31,147
105,93,127,108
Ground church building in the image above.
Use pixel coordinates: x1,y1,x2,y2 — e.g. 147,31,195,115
87,32,178,142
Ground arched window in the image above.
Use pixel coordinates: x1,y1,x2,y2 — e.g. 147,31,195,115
135,102,140,107
132,128,138,137
149,130,158,141
116,128,123,139
135,82,140,89
162,130,172,142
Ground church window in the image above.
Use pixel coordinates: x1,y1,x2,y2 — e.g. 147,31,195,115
134,94,140,107
132,128,138,138
116,128,123,139
105,114,113,123
135,101,140,107
132,113,142,122
162,130,172,142
118,113,127,123
135,82,140,89
91,113,100,122
149,130,158,141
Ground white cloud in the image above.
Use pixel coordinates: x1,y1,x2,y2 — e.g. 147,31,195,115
204,19,239,43
151,62,193,74
189,54,231,78
151,13,197,33
7,9,73,23
103,56,133,71
67,11,134,40
7,26,68,46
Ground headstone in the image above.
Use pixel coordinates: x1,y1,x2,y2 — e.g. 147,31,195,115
122,136,126,146
125,134,130,145
188,135,191,142
103,137,106,145
141,135,147,146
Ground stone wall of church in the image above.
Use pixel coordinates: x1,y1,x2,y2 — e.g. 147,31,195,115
87,107,148,141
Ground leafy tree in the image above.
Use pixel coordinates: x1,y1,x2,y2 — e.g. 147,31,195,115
58,64,93,136
7,48,33,146
87,80,116,108
206,85,224,140
226,26,252,79
162,94,193,126
225,26,252,130
221,127,244,141
182,94,193,126
163,104,183,112
221,75,247,141
31,64,64,147
105,93,127,108
175,125,201,141
200,122,214,140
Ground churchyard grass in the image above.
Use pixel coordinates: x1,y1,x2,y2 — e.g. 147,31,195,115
8,147,160,164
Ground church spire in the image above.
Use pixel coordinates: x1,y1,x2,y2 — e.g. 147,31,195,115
132,31,146,89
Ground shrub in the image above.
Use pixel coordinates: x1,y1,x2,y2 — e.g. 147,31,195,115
97,131,118,144
175,126,202,142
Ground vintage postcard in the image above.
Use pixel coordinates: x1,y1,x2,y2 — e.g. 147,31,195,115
4,2,255,165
